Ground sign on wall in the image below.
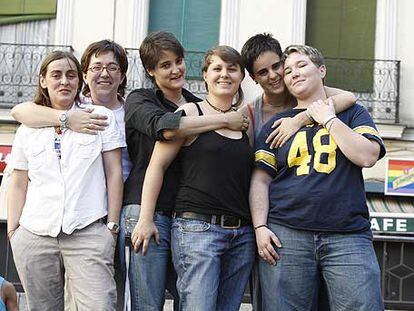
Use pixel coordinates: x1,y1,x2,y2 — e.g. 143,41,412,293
385,158,414,196
0,145,11,174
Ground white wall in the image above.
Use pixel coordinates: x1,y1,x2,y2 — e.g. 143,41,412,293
71,0,117,57
238,0,295,102
397,0,414,127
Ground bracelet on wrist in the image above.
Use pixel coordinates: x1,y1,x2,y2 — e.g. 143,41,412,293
323,115,337,128
254,224,269,230
305,109,315,123
327,118,337,132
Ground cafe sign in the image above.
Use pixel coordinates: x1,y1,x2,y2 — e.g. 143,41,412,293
370,213,414,234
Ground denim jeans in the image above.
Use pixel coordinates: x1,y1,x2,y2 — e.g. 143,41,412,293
128,205,179,311
171,217,255,311
259,223,384,311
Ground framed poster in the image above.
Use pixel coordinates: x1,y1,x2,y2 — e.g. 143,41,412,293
385,158,414,196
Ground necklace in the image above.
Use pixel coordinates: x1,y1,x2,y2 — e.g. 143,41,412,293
205,98,234,113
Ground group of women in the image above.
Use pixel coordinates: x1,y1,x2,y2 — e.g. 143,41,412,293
6,30,356,311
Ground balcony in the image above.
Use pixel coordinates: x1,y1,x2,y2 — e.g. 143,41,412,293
0,44,400,124
325,57,400,124
0,43,73,109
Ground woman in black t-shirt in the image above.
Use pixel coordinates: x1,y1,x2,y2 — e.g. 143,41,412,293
132,46,255,311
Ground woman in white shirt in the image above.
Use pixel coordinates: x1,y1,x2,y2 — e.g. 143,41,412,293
7,51,124,311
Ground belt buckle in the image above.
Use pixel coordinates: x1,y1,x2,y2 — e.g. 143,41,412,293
220,215,241,229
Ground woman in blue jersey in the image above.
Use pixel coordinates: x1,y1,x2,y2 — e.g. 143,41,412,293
131,45,255,311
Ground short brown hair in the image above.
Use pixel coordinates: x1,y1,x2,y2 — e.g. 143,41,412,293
139,31,185,80
34,51,83,107
282,44,325,68
202,45,245,107
81,40,128,97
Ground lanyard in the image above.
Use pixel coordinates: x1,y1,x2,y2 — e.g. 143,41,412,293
54,126,63,160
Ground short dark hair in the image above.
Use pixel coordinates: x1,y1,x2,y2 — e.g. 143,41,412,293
34,51,83,107
81,40,128,97
241,33,283,75
139,31,185,80
202,45,245,107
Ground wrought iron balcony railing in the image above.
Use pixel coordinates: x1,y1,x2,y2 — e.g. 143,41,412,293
0,44,399,124
324,57,400,124
0,43,73,108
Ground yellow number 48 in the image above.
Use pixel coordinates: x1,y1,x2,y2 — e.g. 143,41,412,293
287,128,337,176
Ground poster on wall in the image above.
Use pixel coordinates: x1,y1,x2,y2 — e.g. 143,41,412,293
385,158,414,196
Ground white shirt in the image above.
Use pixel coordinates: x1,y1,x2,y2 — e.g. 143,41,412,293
9,103,126,237
112,101,132,181
81,95,132,181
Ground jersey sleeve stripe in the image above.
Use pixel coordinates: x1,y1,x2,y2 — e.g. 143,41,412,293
255,150,277,171
353,126,382,140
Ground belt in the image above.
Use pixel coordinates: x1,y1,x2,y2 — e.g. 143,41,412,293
156,210,173,217
173,211,250,229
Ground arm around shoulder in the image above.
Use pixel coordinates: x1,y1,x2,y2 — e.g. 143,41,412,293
11,102,60,127
324,86,356,113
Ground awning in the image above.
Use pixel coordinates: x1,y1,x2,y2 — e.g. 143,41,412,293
368,196,414,234
0,0,56,25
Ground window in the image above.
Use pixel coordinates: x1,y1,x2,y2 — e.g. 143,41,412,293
148,0,221,78
306,0,376,92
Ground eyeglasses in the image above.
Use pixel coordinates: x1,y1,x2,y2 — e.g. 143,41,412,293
88,63,120,73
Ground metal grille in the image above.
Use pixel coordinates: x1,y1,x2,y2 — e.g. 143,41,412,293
325,57,400,124
0,43,73,108
374,237,414,310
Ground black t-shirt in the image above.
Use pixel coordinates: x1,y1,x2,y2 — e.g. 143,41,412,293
123,86,201,210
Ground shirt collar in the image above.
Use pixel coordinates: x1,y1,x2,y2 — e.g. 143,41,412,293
153,85,201,104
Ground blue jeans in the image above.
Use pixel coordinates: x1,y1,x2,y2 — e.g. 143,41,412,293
171,217,255,311
259,223,384,311
129,206,179,311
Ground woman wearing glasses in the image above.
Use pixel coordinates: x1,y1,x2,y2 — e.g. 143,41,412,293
10,40,133,310
132,46,255,311
7,51,124,310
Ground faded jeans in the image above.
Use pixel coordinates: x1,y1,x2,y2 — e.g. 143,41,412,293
171,217,255,311
126,205,179,311
259,223,384,311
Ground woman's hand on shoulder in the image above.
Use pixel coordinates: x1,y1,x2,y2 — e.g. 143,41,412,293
67,107,109,134
266,117,302,149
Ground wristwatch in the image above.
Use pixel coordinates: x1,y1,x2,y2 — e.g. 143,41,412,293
107,222,120,234
59,111,69,129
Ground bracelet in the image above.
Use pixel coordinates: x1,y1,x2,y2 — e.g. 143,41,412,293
323,115,337,128
305,109,314,123
254,224,269,230
327,118,337,132
7,228,16,237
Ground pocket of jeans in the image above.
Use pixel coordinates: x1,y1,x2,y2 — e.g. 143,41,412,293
176,218,210,233
9,226,22,243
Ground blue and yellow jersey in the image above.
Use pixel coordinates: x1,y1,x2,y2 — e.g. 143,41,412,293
255,104,386,232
